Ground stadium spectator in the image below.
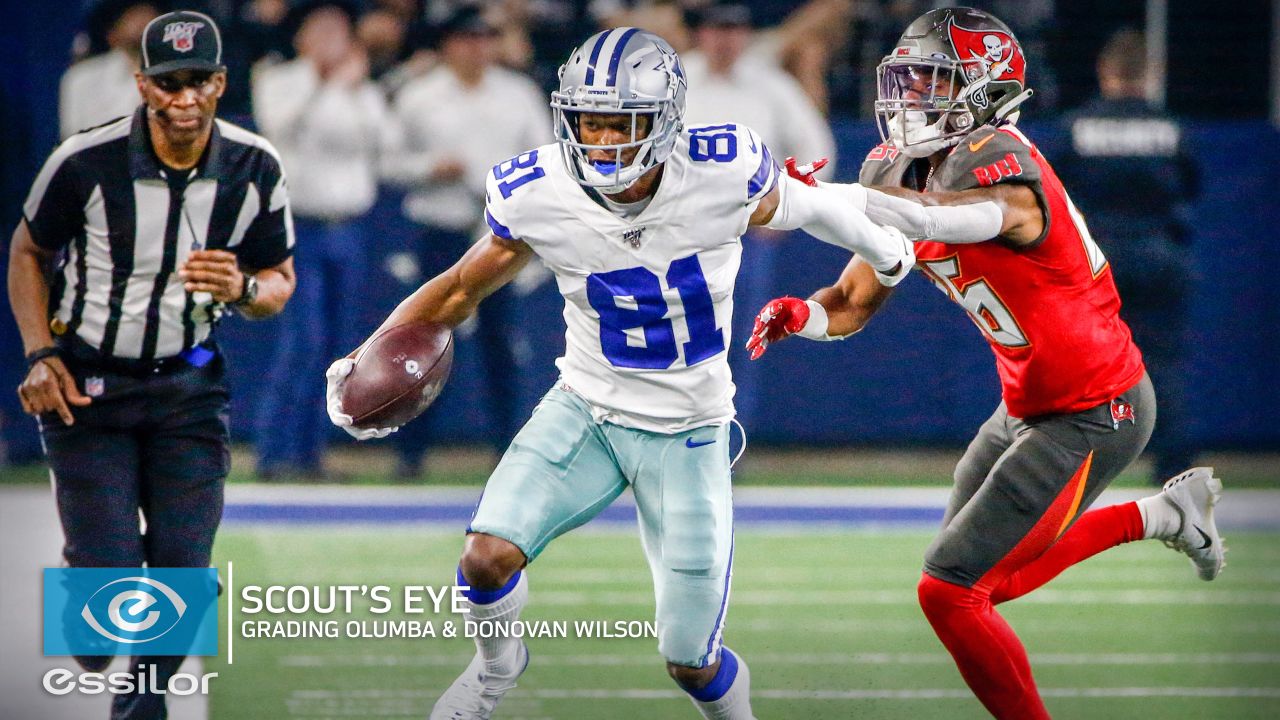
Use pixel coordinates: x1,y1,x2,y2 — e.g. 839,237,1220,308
251,0,399,481
754,0,854,115
683,2,835,168
1057,29,1200,485
682,1,836,433
357,6,412,81
10,12,295,716
59,0,160,139
382,5,550,478
501,0,592,91
588,0,692,51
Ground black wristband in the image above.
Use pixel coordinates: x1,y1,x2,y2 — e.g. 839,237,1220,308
25,346,62,370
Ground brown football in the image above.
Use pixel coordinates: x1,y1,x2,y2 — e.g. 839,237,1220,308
340,321,454,429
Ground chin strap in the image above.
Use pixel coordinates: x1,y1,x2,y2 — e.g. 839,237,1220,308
993,89,1034,122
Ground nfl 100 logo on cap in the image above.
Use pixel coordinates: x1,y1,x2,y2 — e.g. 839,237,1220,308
141,10,225,76
162,21,205,52
44,568,218,656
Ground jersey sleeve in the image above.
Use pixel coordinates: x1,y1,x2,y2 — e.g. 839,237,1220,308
235,154,295,270
483,170,518,242
938,128,1042,191
23,147,86,251
484,146,557,243
735,125,781,206
858,142,905,186
682,123,780,208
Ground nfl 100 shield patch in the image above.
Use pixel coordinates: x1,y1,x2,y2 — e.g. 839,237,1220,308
43,568,218,656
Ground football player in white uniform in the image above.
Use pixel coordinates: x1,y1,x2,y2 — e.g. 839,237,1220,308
325,28,913,719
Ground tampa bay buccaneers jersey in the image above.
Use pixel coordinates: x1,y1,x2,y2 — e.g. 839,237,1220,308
484,123,780,432
859,124,1145,418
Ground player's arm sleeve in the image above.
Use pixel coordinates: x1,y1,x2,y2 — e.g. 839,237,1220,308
807,178,1003,243
765,174,913,286
863,186,1003,242
22,147,85,252
235,156,295,270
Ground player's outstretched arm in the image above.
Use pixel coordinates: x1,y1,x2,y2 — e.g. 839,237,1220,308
376,232,533,336
875,183,1044,246
785,157,1005,244
746,256,891,359
750,176,915,287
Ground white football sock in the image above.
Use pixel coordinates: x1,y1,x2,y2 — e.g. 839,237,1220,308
460,568,528,678
1138,494,1182,540
685,648,755,720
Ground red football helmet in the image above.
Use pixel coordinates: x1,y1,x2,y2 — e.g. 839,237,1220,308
875,7,1033,158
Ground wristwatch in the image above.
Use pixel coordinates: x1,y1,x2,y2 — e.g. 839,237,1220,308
232,273,259,307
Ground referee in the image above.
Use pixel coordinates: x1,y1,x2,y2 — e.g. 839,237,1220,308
7,10,294,718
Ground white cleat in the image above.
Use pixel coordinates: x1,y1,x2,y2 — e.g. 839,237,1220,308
428,642,529,720
1158,467,1226,581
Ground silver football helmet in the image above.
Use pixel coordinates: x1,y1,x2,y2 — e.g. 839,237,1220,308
875,7,1033,158
551,28,687,193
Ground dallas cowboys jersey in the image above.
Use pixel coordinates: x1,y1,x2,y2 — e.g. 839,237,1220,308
484,123,779,432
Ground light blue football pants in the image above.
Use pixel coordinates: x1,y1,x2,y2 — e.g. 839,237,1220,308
469,386,734,667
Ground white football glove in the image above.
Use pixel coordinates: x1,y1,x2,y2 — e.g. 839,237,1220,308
873,224,915,287
325,357,399,441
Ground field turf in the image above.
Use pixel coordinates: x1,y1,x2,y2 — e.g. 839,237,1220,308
210,527,1280,719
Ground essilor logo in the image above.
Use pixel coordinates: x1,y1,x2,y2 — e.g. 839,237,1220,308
81,577,187,644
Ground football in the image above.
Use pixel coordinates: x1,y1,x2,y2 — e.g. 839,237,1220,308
340,321,454,429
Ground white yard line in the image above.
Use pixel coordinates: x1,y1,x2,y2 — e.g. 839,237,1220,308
284,686,1280,701
276,652,1280,668
526,588,1280,606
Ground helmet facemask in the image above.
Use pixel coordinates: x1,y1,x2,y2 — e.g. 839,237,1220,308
874,59,976,158
551,96,678,194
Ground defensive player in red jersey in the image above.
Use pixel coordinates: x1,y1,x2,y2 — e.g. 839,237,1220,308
749,7,1226,719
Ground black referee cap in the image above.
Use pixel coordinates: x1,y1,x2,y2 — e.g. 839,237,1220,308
140,10,225,76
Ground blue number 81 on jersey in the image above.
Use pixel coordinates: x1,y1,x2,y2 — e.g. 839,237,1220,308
586,254,725,369
493,151,545,198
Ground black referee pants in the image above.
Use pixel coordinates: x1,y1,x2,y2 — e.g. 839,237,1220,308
40,355,230,720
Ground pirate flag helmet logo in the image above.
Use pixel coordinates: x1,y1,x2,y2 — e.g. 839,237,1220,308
874,7,1033,157
947,17,1027,112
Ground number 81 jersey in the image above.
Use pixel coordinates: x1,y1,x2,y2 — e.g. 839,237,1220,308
484,123,780,433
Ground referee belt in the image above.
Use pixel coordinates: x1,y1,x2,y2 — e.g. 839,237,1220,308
56,335,218,378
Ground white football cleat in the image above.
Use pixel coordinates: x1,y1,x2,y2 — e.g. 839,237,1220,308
1158,467,1225,581
428,642,529,720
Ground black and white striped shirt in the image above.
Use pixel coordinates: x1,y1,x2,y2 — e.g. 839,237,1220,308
23,106,294,360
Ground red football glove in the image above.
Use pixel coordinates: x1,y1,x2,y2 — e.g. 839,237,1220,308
784,157,830,187
745,296,810,360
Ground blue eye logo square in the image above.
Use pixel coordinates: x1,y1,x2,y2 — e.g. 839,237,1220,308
43,568,218,657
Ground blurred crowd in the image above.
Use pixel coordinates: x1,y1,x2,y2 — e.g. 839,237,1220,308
60,0,1066,138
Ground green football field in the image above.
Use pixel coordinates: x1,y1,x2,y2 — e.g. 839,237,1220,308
209,527,1280,720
